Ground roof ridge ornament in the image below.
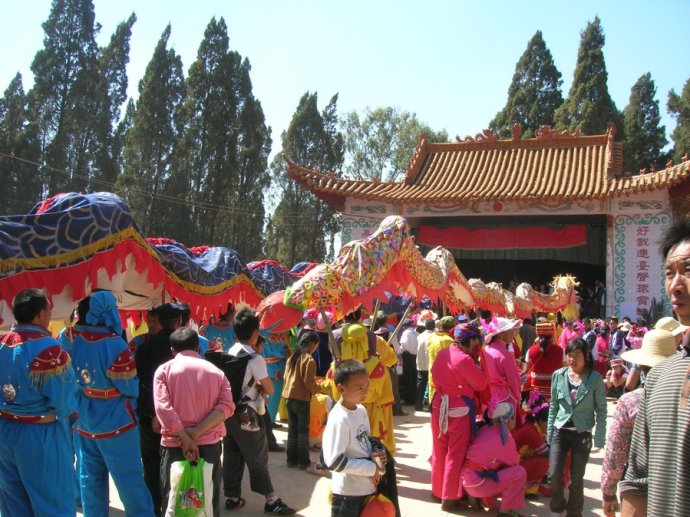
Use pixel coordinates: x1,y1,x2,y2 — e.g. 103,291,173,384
512,123,522,140
403,132,429,184
535,125,581,139
454,128,498,143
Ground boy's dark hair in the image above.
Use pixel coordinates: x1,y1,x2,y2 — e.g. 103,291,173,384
661,218,690,259
169,327,199,352
176,301,192,326
424,318,436,331
333,359,367,386
234,308,260,341
12,288,49,324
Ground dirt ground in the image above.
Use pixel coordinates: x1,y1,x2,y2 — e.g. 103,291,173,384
95,402,614,516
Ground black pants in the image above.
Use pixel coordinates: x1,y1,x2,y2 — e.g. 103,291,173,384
415,370,428,410
262,410,278,447
139,416,162,517
331,493,370,517
223,408,274,498
401,352,417,405
161,442,222,517
389,366,402,413
285,399,310,467
549,428,592,517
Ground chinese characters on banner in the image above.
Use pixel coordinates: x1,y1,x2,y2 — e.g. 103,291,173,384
635,226,651,315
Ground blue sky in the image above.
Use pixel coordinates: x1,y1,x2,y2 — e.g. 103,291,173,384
2,0,689,156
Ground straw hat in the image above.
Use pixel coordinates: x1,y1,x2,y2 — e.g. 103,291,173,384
485,317,523,341
654,316,689,337
617,322,632,332
621,328,678,367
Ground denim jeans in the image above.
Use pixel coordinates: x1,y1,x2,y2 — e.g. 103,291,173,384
285,398,310,467
331,493,370,517
548,428,592,517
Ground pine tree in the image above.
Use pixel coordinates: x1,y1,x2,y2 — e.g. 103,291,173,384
623,73,667,172
490,31,563,139
341,107,447,181
29,0,134,194
668,78,690,163
266,93,344,265
0,74,41,214
554,17,623,136
118,25,185,236
174,17,271,256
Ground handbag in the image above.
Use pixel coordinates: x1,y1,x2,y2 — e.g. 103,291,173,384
165,459,214,517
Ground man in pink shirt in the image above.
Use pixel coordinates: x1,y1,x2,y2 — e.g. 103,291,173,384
483,318,523,415
154,327,235,517
462,403,527,517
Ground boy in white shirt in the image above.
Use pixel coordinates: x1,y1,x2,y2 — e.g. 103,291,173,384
322,359,386,516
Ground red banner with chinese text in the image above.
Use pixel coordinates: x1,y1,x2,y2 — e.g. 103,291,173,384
417,224,587,250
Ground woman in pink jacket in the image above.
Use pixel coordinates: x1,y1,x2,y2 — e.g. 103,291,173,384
430,323,487,513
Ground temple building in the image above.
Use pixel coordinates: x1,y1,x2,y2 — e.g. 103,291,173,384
287,124,690,320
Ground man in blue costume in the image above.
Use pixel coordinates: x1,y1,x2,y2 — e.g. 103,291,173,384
201,303,236,352
70,291,154,516
0,288,77,517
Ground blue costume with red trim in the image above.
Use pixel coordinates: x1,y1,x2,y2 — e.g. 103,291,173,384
71,323,154,516
261,331,288,421
201,321,235,352
0,324,77,517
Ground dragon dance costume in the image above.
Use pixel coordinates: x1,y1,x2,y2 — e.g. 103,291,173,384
0,324,77,517
70,292,154,517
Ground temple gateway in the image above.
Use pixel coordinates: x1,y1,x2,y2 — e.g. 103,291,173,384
287,125,690,320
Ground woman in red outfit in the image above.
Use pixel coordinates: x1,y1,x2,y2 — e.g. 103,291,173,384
523,323,563,401
594,325,610,378
512,393,551,499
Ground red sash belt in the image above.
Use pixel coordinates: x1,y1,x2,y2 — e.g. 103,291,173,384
0,410,57,424
83,387,121,399
464,459,489,472
77,400,137,439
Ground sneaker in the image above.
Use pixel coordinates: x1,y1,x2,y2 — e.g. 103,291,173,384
264,498,296,515
225,497,245,511
497,512,524,517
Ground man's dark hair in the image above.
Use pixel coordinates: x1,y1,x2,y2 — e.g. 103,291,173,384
661,218,690,259
425,318,436,331
12,288,49,324
582,317,591,325
174,302,192,326
234,308,260,341
170,327,199,352
344,308,362,323
333,359,367,386
76,296,91,324
375,316,388,329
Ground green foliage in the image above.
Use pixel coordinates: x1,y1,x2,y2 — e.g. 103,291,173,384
28,0,135,194
554,17,623,136
667,78,690,163
117,25,186,237
0,74,42,214
341,107,447,181
623,73,667,172
171,17,271,258
266,92,344,264
490,31,563,139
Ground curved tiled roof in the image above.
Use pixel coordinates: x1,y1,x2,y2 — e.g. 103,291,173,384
287,128,690,210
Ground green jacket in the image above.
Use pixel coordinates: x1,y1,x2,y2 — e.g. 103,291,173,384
547,366,607,448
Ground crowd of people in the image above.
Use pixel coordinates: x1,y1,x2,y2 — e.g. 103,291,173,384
1,219,690,517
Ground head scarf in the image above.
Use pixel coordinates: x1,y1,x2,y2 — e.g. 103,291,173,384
86,291,122,334
453,323,481,343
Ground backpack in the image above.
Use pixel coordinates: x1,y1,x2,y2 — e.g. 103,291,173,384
204,350,257,406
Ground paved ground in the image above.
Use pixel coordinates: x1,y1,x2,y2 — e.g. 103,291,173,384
95,403,614,516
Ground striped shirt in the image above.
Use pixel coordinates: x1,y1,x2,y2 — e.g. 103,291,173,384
619,334,690,514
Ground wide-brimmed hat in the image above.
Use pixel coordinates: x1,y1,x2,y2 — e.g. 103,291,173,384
485,317,523,341
654,316,689,337
617,322,632,332
621,328,678,367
